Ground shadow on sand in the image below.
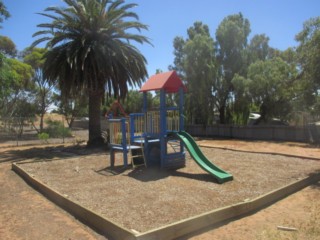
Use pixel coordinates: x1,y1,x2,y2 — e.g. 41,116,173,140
0,144,108,164
96,164,219,183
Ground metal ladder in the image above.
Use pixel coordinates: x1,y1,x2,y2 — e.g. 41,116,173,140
128,136,146,168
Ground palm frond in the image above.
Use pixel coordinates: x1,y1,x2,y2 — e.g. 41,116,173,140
33,0,151,98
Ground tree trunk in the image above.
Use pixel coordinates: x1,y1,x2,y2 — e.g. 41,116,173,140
87,90,104,147
39,113,44,133
219,105,226,124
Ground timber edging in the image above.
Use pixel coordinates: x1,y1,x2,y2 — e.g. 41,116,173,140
12,162,135,240
12,162,320,240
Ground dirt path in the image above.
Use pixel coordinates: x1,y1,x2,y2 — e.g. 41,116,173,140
0,150,106,240
198,139,320,160
185,183,320,240
0,140,319,240
187,140,320,240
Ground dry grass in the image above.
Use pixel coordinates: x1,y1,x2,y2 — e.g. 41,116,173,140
256,189,320,240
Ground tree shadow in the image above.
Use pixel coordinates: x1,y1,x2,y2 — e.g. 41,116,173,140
0,144,108,164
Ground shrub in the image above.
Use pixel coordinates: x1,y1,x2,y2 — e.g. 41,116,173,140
44,119,72,138
38,132,49,143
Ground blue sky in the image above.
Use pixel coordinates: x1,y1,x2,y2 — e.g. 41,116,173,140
2,0,320,76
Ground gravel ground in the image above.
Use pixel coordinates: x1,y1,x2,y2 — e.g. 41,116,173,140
19,146,320,233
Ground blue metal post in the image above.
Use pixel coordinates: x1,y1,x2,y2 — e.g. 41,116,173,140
160,89,166,167
129,114,134,144
179,87,185,154
142,92,149,164
179,87,184,131
143,92,147,113
121,118,128,167
143,91,150,136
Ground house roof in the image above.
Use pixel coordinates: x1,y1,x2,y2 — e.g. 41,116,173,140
140,71,187,93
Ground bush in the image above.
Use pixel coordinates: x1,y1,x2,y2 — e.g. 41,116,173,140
38,132,49,143
44,119,72,138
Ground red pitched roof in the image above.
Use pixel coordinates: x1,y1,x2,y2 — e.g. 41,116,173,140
140,71,187,93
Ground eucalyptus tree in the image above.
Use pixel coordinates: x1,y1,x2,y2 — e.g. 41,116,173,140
246,57,297,123
230,33,271,124
53,91,88,128
122,90,143,114
247,34,270,64
32,0,150,146
0,0,10,29
170,22,217,124
295,17,320,116
0,36,17,57
231,74,251,125
215,13,251,123
170,37,185,78
171,16,251,124
0,34,34,120
183,22,216,125
0,0,11,66
0,57,33,117
22,47,56,132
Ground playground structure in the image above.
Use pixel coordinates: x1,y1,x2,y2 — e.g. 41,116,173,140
108,71,233,183
105,100,128,118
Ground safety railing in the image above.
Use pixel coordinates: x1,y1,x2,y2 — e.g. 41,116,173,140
129,113,145,142
108,118,130,146
166,109,180,132
146,111,160,135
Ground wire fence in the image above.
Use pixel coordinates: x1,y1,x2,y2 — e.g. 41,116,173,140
1,113,319,147
0,116,88,147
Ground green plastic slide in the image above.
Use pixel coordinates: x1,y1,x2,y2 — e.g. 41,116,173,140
176,131,233,183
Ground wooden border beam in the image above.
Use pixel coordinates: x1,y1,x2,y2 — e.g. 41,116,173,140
12,162,320,240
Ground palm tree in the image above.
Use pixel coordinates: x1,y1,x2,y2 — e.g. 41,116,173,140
32,0,150,146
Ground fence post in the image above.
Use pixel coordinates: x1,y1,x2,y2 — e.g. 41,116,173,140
62,115,65,144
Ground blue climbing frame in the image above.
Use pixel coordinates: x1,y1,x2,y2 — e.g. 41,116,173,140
108,71,187,168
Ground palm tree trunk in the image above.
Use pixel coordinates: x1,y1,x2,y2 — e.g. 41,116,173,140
87,90,104,147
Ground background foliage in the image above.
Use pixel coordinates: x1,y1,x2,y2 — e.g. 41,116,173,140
0,1,319,132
